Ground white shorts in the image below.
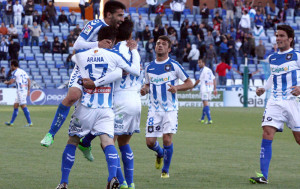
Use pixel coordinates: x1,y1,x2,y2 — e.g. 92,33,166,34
15,91,27,105
114,90,141,135
262,98,300,132
201,92,212,101
145,110,178,138
69,103,115,138
68,65,83,90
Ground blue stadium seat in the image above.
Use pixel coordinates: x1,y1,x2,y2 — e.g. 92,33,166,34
183,9,191,15
62,53,69,61
47,60,55,68
62,75,69,82
33,75,42,80
50,68,59,75
28,60,37,67
52,75,62,83
35,53,44,61
32,46,40,54
46,83,56,89
31,68,40,75
40,68,49,75
51,25,60,33
19,53,25,60
23,46,31,53
59,69,68,76
129,7,137,13
19,60,27,68
25,53,35,61
56,61,64,68
138,7,148,14
44,53,53,61
170,20,179,27
61,6,69,13
165,8,172,15
53,54,62,61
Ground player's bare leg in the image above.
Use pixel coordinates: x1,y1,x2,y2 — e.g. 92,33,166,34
41,87,81,147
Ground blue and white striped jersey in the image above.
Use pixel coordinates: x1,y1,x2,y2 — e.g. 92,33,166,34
12,68,29,92
73,47,134,109
80,19,108,42
113,41,141,92
267,48,300,100
145,58,189,112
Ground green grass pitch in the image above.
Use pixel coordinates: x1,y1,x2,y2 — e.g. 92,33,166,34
0,106,299,189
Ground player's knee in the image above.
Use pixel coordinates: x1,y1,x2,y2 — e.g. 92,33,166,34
294,137,300,145
146,140,156,148
67,136,80,146
63,88,81,106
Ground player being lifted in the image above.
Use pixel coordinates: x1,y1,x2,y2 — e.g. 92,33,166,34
249,25,300,184
5,60,32,127
140,36,194,178
41,1,126,147
55,26,140,189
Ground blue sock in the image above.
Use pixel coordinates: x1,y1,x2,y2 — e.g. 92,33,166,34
148,141,163,157
205,106,212,121
49,103,70,136
10,108,18,123
104,145,118,182
22,107,32,124
60,144,76,184
120,144,134,185
260,139,272,179
116,155,125,184
80,133,97,147
162,143,173,173
201,106,206,120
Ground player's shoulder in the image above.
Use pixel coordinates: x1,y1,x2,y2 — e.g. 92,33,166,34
85,19,107,28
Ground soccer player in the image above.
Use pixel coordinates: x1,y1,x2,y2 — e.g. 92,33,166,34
193,59,217,124
55,26,140,189
40,1,126,147
79,19,140,189
249,25,300,184
140,35,194,178
4,60,32,127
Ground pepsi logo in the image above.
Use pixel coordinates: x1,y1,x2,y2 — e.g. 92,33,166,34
30,90,46,105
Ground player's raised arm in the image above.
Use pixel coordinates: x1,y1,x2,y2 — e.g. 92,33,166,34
115,47,141,76
83,67,123,89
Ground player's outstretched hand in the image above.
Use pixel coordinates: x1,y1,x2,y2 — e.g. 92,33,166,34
127,39,138,50
99,39,113,49
290,86,300,96
82,78,96,89
168,84,177,93
256,87,265,96
140,87,149,96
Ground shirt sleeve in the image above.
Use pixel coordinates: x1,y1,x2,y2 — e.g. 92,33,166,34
174,63,189,81
116,49,140,76
94,68,122,87
73,36,98,50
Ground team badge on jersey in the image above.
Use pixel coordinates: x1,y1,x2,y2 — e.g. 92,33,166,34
94,50,98,54
148,126,154,133
84,25,93,35
164,64,172,72
286,53,293,60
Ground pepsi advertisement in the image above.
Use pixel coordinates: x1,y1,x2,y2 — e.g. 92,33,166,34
28,89,68,105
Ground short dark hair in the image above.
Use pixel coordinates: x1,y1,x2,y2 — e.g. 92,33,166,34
157,35,172,48
277,24,295,47
117,19,133,41
104,1,126,18
97,26,118,42
11,59,19,67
